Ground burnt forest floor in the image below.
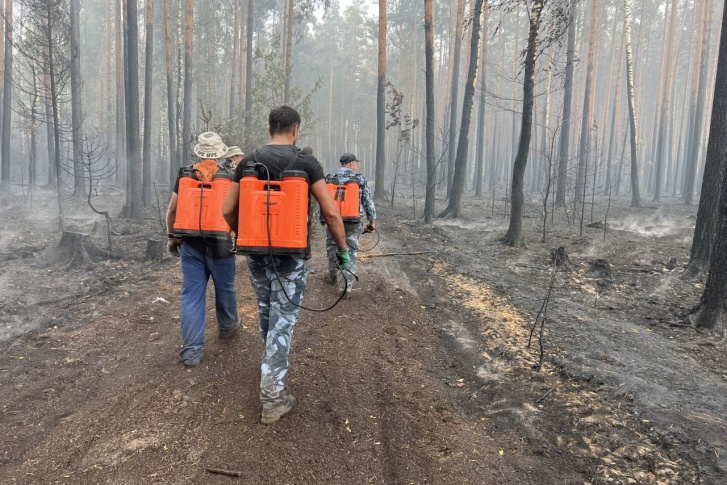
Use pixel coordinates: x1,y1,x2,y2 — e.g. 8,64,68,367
0,187,725,484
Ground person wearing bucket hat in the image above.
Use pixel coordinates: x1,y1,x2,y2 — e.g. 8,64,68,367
225,146,244,169
320,152,376,298
166,131,240,368
222,106,350,425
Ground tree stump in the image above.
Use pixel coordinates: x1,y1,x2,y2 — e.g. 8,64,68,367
587,259,612,278
41,231,110,269
146,238,165,261
550,246,572,270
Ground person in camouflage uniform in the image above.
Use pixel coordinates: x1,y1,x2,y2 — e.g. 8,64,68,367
222,106,350,425
321,152,377,298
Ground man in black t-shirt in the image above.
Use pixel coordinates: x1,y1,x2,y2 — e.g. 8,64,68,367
223,106,350,425
166,131,240,368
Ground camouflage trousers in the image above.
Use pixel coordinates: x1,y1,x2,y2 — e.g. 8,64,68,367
325,222,361,290
246,255,307,404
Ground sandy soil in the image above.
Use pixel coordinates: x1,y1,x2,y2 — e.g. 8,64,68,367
0,187,725,484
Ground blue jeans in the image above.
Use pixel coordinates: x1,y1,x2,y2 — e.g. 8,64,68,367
179,242,239,365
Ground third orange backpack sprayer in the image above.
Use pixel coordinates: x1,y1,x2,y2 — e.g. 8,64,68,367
325,176,361,223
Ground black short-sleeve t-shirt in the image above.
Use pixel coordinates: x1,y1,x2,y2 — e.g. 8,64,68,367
233,145,324,184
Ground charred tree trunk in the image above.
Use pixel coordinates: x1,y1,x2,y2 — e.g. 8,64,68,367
70,0,85,198
690,1,727,329
653,0,677,202
244,0,253,146
446,0,465,196
230,0,239,117
439,0,484,218
474,3,489,198
46,1,65,230
575,0,598,208
181,0,194,164
283,0,293,103
142,0,154,205
607,27,625,192
624,0,641,208
423,0,436,223
684,0,711,206
556,0,576,207
502,0,543,247
374,0,387,200
164,0,177,187
0,0,12,193
115,0,126,189
124,0,143,220
44,66,56,187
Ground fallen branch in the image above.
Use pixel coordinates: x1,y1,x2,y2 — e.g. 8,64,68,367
535,386,555,403
528,254,559,369
360,251,435,259
205,467,242,477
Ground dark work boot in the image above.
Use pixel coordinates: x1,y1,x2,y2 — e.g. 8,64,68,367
261,395,297,425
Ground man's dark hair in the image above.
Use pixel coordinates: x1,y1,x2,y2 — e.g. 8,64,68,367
269,106,301,135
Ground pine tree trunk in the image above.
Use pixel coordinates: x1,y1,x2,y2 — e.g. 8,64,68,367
115,0,126,188
181,0,194,165
575,0,598,207
44,66,56,188
423,0,436,223
46,2,65,230
0,0,13,193
502,0,543,247
691,0,727,329
445,0,465,195
439,0,484,218
624,0,641,208
653,0,677,201
474,3,489,198
164,0,177,187
230,0,239,117
556,0,576,207
244,0,253,145
684,0,711,205
70,0,85,198
142,0,154,205
374,0,386,200
125,0,143,220
284,0,293,103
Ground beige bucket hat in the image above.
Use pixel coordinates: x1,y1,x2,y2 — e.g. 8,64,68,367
225,146,243,158
194,132,228,159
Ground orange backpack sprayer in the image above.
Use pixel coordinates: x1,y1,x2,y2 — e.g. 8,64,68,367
236,160,310,258
172,160,233,239
326,176,360,222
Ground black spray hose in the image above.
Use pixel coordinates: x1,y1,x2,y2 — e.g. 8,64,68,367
357,227,380,253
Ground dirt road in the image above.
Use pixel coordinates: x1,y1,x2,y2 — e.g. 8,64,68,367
0,189,724,483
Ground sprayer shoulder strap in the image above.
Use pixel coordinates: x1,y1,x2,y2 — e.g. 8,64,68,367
250,147,300,180
282,148,301,173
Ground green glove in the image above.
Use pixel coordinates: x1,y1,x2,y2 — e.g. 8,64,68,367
336,248,351,270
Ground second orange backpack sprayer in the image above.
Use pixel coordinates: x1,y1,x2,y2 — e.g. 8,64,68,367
236,166,310,258
236,149,355,311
